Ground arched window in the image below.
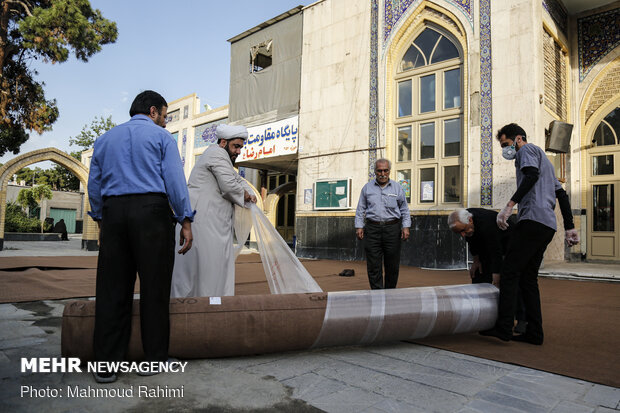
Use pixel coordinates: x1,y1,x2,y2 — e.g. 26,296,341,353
394,27,463,207
593,107,620,147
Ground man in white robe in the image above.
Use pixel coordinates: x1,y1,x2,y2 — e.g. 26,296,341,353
171,124,256,297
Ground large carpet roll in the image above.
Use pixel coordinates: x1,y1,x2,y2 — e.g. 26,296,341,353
61,284,498,360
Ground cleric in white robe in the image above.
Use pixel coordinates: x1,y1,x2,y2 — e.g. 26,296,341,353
170,124,256,298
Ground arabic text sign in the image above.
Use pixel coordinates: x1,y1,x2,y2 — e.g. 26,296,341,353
239,116,298,162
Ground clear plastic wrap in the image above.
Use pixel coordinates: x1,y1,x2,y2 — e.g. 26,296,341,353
233,204,253,259
250,204,322,294
312,283,498,348
62,284,498,360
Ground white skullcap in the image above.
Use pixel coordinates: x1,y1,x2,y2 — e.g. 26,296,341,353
216,124,248,141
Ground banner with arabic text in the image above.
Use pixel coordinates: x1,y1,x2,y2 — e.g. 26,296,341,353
239,116,298,162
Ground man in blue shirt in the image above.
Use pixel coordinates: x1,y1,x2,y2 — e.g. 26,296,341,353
480,123,579,345
355,159,411,289
88,90,194,383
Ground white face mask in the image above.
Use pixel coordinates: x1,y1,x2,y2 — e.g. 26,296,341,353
502,145,516,160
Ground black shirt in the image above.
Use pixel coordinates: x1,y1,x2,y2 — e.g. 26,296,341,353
466,208,514,274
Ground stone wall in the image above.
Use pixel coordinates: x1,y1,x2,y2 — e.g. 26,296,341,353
584,61,620,124
297,0,371,214
543,29,568,121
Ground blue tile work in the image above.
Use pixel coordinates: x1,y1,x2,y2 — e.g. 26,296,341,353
578,8,620,82
479,0,493,205
181,128,187,167
542,0,567,35
369,0,379,179
171,132,178,144
447,0,473,28
166,110,180,124
194,118,228,149
383,0,473,45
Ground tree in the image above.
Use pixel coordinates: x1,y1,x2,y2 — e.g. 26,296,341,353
52,114,116,191
0,0,117,156
15,165,41,185
10,115,115,191
69,115,115,150
14,164,77,190
5,201,43,232
50,160,80,191
16,184,52,232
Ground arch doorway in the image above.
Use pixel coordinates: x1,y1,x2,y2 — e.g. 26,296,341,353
0,148,98,250
587,107,620,259
264,174,296,244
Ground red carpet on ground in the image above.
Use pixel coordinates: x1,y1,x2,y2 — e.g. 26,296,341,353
0,254,618,387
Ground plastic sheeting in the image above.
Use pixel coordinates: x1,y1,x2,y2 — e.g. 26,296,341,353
61,284,498,360
233,204,253,259
312,284,497,348
250,204,322,294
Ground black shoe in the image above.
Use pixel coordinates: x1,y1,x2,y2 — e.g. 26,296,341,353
479,327,511,342
93,371,117,383
511,333,543,345
514,320,527,335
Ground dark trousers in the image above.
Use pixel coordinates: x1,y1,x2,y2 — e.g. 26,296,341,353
94,194,175,364
472,267,492,284
473,259,526,322
496,220,555,341
364,221,401,289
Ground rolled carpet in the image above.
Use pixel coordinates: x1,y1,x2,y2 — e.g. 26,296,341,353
61,284,497,360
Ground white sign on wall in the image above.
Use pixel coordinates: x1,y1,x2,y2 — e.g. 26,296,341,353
239,116,298,162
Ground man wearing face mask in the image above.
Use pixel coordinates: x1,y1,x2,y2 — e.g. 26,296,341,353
480,123,579,345
170,124,257,298
355,159,411,289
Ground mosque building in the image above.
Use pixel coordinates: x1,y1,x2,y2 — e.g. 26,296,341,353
168,0,620,266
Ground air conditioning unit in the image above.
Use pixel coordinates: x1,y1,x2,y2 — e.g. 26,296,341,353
545,120,573,153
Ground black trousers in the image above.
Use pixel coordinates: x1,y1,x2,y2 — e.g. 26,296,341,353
496,219,555,341
471,267,492,284
473,262,527,322
94,194,175,364
364,221,401,289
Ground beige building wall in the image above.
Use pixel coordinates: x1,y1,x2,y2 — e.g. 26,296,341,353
490,0,540,208
166,94,261,189
489,0,588,262
298,0,371,214
167,94,221,176
6,184,84,221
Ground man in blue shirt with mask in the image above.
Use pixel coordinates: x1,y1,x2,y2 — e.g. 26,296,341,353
480,123,579,345
88,90,194,383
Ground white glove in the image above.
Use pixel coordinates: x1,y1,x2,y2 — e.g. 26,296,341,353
496,204,513,230
565,228,580,247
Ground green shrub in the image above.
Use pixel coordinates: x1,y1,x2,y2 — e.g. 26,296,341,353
5,202,48,233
